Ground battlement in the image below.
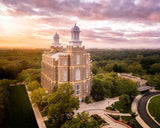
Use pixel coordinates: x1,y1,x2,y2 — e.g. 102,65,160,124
67,45,85,53
59,53,68,57
50,46,64,53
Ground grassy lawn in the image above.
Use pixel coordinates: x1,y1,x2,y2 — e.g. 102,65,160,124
148,94,160,123
6,85,38,128
113,101,131,113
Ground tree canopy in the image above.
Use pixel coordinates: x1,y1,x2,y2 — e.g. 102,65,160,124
91,72,138,101
27,81,40,92
62,111,99,128
47,83,79,127
0,79,10,124
119,94,131,109
31,88,47,110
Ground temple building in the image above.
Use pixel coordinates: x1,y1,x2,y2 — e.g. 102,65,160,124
41,24,92,101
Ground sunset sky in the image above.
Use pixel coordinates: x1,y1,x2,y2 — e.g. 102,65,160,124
0,0,160,49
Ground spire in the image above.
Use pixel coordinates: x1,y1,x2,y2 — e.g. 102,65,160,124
52,32,61,46
71,24,80,40
69,24,82,47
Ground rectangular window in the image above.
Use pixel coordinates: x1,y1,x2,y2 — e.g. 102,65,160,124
86,58,89,64
76,69,80,80
86,83,88,92
64,70,67,81
86,68,89,78
64,59,67,65
77,55,80,64
76,85,80,95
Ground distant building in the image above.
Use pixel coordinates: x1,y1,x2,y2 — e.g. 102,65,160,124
41,24,92,101
118,73,147,86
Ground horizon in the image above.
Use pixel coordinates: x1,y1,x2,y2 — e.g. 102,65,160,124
0,0,160,49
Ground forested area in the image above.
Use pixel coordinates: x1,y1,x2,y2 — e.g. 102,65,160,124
0,49,42,126
88,49,160,74
91,72,138,101
0,49,42,80
88,49,160,90
0,49,160,127
0,79,10,125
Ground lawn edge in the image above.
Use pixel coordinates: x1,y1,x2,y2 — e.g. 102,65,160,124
146,94,160,126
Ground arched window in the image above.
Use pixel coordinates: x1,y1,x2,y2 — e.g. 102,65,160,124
76,54,80,64
86,83,88,93
86,68,89,78
64,70,67,81
76,69,80,80
76,85,80,95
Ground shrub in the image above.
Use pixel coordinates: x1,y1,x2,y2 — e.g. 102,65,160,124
91,114,106,125
106,106,116,111
119,94,131,109
85,96,91,104
27,81,40,91
110,115,120,120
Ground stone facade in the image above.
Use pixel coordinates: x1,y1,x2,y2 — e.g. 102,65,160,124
41,24,92,101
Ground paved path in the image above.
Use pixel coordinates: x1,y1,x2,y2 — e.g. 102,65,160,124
75,97,130,128
32,104,47,128
105,111,131,116
131,94,149,128
25,85,46,128
76,97,119,114
88,110,127,128
138,92,160,128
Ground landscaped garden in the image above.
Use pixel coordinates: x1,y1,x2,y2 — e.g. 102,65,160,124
148,94,160,123
6,85,38,128
109,115,142,128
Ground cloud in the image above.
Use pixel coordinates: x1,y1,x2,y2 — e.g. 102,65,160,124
1,0,160,22
1,0,160,49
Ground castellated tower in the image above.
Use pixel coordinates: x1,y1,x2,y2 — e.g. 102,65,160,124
41,24,92,101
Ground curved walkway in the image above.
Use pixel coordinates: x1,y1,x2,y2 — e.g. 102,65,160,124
138,92,160,128
76,98,130,128
87,109,128,128
76,97,119,114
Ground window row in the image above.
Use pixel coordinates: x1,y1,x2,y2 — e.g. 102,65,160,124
63,68,89,81
76,55,90,65
60,55,90,66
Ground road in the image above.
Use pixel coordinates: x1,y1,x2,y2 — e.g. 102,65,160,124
138,92,160,128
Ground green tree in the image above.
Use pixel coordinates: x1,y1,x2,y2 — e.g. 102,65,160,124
150,63,160,74
115,77,138,101
62,111,99,128
47,83,79,127
31,88,47,110
3,63,21,79
92,62,99,74
91,77,106,101
0,79,10,124
119,94,131,109
17,68,41,83
153,73,160,90
113,64,119,72
128,62,145,74
0,67,5,79
27,81,40,91
104,63,114,72
137,55,143,62
19,59,29,70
